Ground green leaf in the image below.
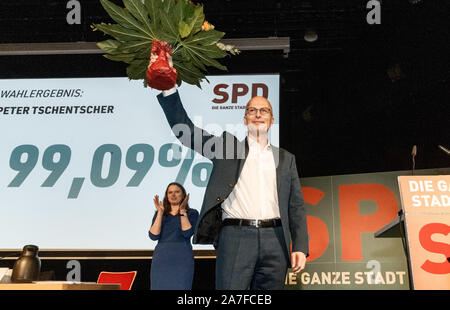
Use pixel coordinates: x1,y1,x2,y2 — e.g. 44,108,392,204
175,0,192,38
178,3,204,38
195,44,228,59
181,0,195,18
152,27,177,45
188,4,205,34
174,60,204,80
173,49,190,63
184,30,225,46
100,0,153,38
122,0,157,38
184,46,227,71
144,0,162,27
135,46,151,59
97,39,122,54
176,67,202,88
126,58,149,79
172,0,185,26
161,0,173,13
159,10,179,43
119,40,152,53
182,38,227,59
173,55,204,81
178,21,191,39
180,47,205,71
176,74,182,87
94,23,152,42
104,53,136,64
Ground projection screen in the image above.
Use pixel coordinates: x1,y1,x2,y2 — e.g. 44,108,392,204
0,74,279,251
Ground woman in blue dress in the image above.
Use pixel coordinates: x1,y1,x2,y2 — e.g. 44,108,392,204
149,182,199,290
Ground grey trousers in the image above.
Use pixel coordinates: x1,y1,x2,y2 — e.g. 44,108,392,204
215,225,289,290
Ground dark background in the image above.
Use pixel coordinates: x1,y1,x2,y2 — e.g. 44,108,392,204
1,0,449,290
1,0,449,177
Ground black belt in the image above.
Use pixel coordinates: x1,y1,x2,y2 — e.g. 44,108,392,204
222,218,282,228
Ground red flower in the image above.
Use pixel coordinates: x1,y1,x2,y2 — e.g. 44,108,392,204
146,39,178,90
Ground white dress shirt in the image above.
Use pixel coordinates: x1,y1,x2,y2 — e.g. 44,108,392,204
222,136,280,220
162,87,177,97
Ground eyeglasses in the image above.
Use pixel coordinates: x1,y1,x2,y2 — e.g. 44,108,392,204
246,107,272,116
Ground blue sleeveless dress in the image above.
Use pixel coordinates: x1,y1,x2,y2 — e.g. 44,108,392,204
148,209,199,290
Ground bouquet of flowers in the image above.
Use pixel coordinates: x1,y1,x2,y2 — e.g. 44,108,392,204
92,0,240,90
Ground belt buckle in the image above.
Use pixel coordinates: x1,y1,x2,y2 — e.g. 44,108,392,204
254,220,260,228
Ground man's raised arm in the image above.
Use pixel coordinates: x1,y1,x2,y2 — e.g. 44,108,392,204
156,88,223,159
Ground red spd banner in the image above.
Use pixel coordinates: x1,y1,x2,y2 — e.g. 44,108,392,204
398,175,450,290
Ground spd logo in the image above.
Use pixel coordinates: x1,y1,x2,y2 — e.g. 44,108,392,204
212,83,269,104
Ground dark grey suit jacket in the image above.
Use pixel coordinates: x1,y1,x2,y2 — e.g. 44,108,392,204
157,91,309,263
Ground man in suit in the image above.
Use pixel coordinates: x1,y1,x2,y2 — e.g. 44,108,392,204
157,87,308,290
